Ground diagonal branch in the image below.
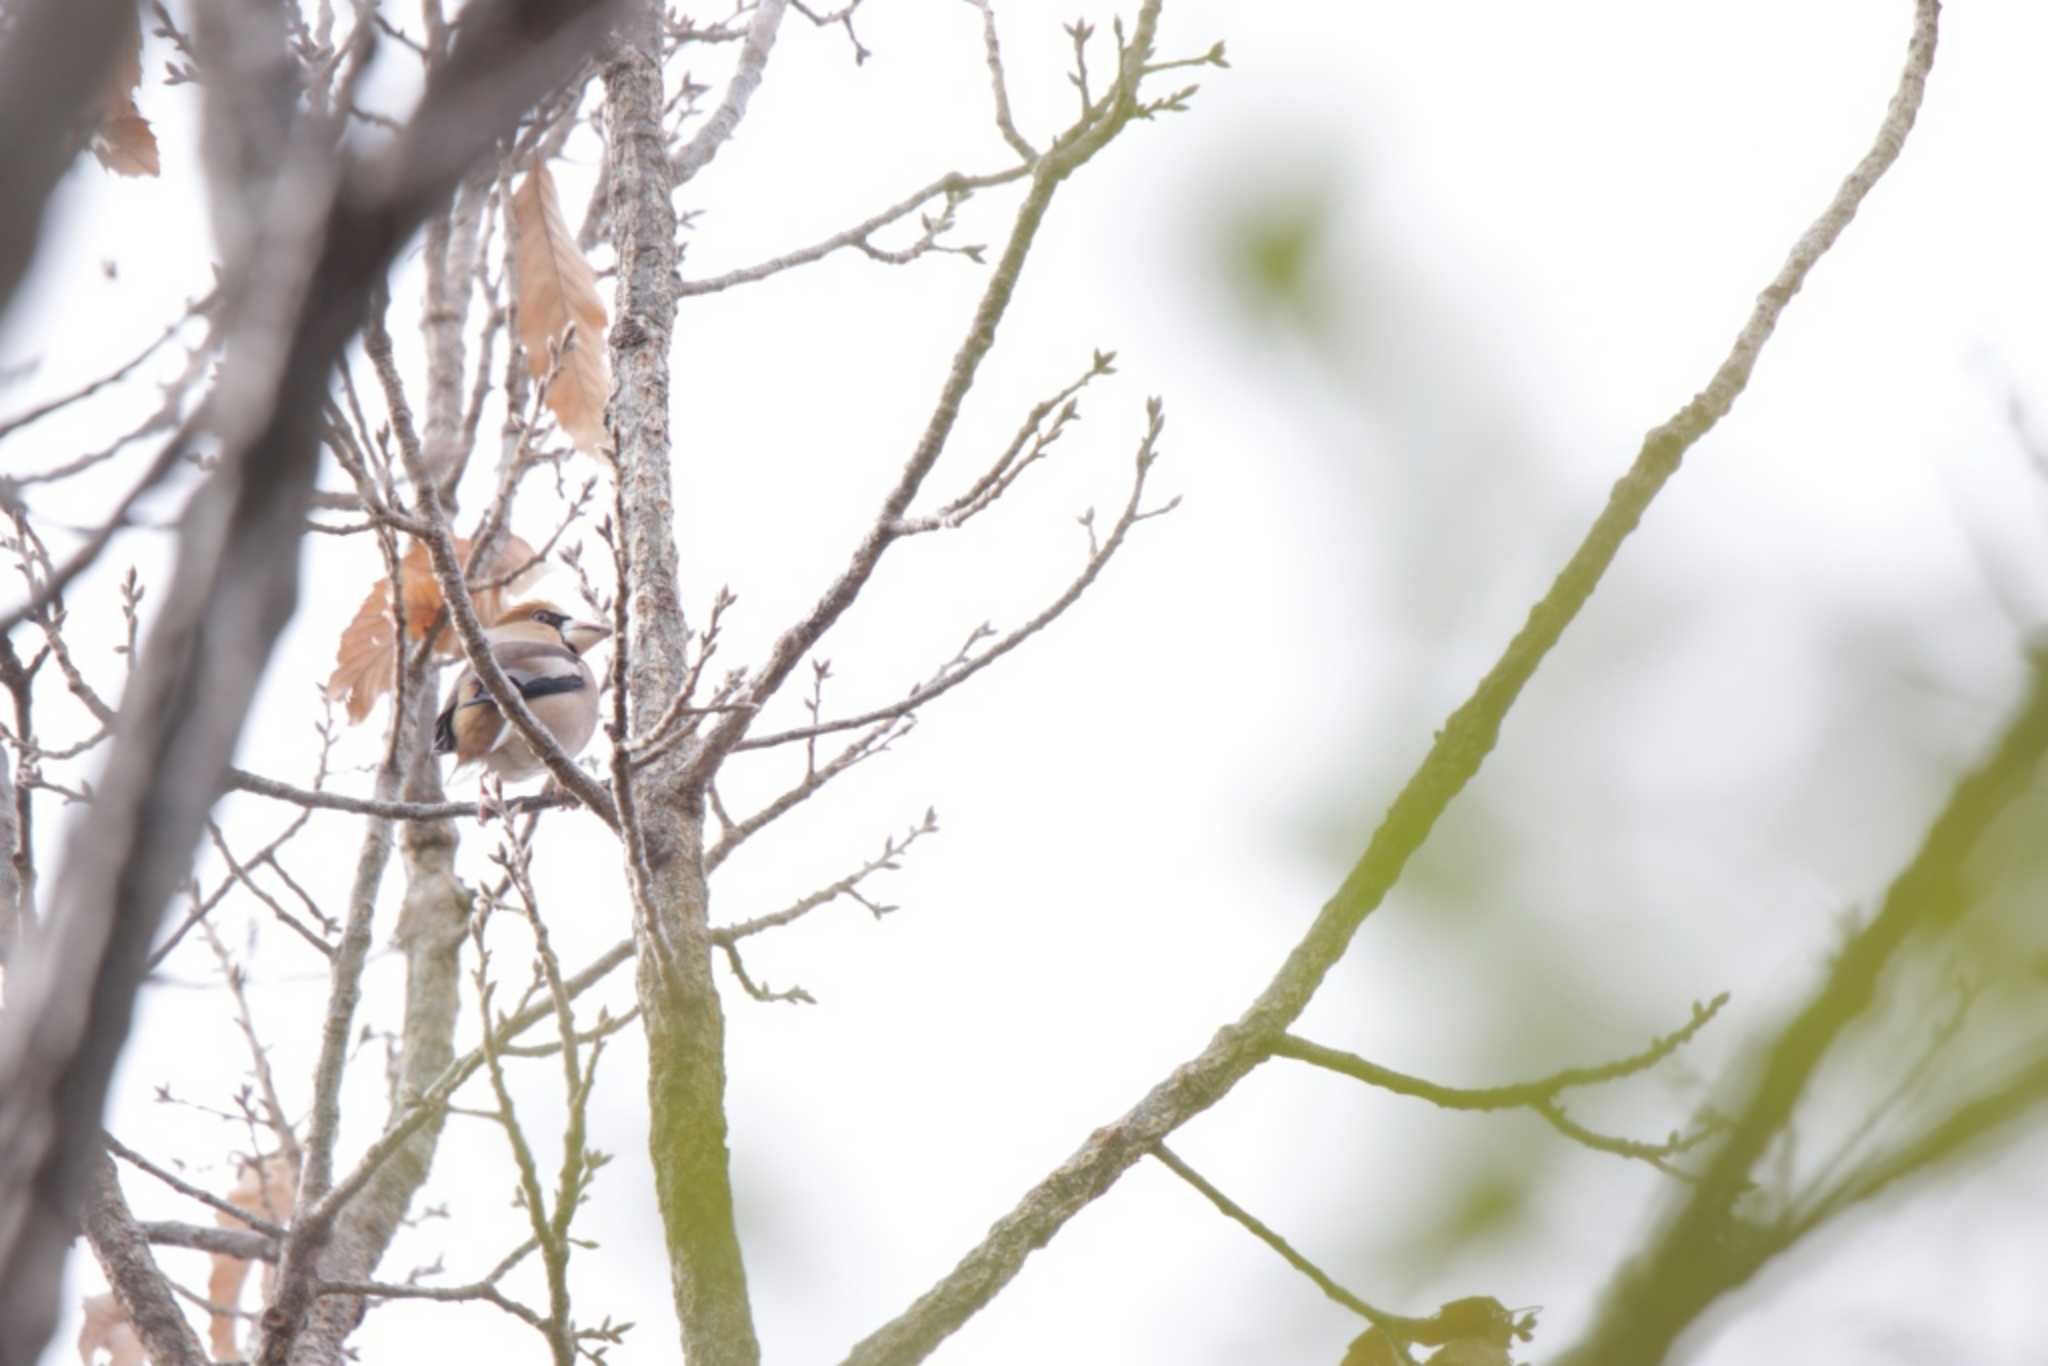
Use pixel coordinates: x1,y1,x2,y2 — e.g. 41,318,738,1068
1563,659,2048,1366
0,4,624,1363
712,808,937,944
1272,993,1728,1111
839,4,1938,1359
964,0,1038,162
740,400,1173,753
1151,1144,1413,1334
404,486,622,828
683,5,1184,792
82,1155,210,1366
671,0,788,185
1276,995,1729,1177
676,166,1028,297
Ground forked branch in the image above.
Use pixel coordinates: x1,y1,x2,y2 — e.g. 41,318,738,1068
840,4,1939,1359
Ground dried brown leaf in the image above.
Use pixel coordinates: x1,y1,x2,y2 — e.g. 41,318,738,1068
325,534,542,723
207,1154,296,1362
91,10,159,178
77,1293,147,1366
511,159,610,460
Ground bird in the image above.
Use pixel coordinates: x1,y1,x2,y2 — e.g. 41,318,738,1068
433,600,610,783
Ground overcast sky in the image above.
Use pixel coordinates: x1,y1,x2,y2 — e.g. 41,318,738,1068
15,1,2048,1363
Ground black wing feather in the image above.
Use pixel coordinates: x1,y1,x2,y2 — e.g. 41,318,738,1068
516,673,587,701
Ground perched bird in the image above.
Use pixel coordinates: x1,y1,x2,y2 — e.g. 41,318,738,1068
433,600,610,782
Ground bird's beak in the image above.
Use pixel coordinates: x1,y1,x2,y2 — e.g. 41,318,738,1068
564,620,612,654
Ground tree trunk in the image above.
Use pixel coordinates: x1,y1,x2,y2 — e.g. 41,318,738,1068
604,2,761,1360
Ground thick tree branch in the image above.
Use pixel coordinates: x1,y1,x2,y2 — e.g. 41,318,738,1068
840,3,1937,1359
1563,657,2046,1366
0,4,621,1361
607,0,761,1356
82,1155,209,1366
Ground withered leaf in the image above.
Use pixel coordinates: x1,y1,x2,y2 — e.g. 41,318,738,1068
326,534,541,724
77,1294,146,1366
511,159,611,460
207,1153,296,1361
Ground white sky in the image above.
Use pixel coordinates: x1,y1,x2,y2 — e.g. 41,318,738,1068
12,1,2048,1363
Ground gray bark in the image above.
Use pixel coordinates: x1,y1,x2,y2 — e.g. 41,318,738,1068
0,6,619,1361
0,755,18,970
605,3,761,1358
81,1156,208,1366
283,690,467,1366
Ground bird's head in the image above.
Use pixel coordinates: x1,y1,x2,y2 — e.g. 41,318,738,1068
493,599,611,654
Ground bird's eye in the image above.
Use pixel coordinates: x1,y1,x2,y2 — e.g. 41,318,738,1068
537,610,567,628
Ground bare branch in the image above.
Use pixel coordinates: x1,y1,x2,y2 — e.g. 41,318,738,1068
713,808,937,944
841,2,1938,1356
105,1134,287,1239
741,398,1175,753
1565,659,2048,1366
706,716,910,869
686,12,1188,790
963,0,1036,161
676,166,1027,297
672,0,788,186
896,350,1116,536
790,0,871,63
314,1274,545,1330
224,764,571,822
1272,994,1729,1111
197,921,304,1173
82,1155,211,1366
138,1221,277,1263
1150,1144,1414,1335
0,294,211,457
718,940,817,1005
204,821,335,958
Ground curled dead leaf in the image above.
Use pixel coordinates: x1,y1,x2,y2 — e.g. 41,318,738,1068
325,534,542,724
208,1153,296,1362
77,1293,145,1366
511,159,611,461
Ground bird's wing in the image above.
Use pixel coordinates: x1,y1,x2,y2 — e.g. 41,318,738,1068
437,640,591,760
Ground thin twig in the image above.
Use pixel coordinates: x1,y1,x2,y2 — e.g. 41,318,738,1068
841,3,1937,1356
1151,1144,1414,1333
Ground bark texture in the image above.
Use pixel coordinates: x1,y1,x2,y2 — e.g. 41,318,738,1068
82,1156,208,1366
0,6,617,1362
286,690,467,1366
605,3,760,1359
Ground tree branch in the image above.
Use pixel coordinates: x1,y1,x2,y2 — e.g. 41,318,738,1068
82,1155,210,1366
686,19,1185,789
840,2,1937,1357
1564,659,2048,1366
